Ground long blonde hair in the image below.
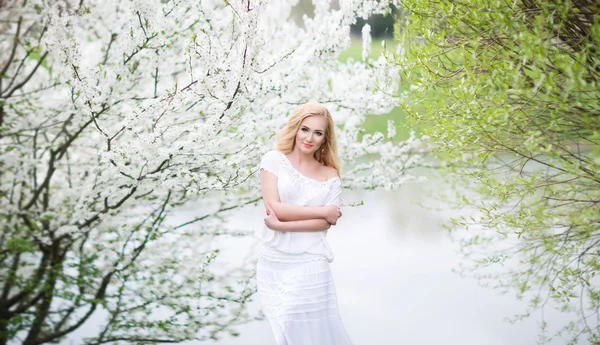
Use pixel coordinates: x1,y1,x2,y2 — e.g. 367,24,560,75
274,102,341,177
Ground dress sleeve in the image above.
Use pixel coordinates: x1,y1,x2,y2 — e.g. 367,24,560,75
259,150,279,178
324,178,342,207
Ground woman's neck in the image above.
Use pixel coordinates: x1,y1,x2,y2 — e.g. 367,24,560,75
287,148,316,166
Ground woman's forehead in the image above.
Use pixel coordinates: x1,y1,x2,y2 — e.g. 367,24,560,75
300,116,326,130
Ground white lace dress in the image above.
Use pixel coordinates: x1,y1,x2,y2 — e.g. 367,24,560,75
256,150,352,345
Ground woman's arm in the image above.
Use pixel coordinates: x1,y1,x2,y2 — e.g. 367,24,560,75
268,218,332,232
263,205,331,232
260,169,335,222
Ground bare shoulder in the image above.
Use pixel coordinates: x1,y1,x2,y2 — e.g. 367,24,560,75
319,165,339,180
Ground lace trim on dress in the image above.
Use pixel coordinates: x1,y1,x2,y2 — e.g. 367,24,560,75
260,166,278,178
274,151,339,187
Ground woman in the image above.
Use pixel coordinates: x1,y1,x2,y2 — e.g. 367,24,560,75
257,102,352,345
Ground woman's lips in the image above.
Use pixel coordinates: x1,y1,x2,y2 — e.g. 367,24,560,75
303,143,313,148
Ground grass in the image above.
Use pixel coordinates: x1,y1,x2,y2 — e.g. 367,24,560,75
337,36,394,63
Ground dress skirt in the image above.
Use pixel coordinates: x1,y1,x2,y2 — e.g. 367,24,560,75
256,245,353,345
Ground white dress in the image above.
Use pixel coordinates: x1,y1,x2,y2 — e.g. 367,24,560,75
256,150,352,345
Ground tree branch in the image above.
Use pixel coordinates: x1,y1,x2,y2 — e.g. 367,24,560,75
0,17,22,82
4,52,48,98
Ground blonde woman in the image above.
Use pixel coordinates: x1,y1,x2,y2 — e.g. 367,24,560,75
257,102,352,345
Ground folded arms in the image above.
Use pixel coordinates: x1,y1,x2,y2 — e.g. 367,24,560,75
260,169,341,232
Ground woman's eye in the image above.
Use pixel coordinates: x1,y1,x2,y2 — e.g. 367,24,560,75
316,132,323,136
301,128,308,132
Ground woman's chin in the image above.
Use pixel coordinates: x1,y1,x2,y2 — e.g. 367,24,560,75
301,146,316,154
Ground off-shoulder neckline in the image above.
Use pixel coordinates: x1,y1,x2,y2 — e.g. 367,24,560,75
272,150,340,185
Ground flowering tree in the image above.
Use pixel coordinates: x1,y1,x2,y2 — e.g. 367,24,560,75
0,0,423,343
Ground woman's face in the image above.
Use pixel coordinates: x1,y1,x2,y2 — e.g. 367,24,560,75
295,115,327,155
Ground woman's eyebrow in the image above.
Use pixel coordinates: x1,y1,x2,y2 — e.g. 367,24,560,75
302,125,324,132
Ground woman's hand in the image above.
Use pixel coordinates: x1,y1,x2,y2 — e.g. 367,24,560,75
264,205,281,230
323,205,342,225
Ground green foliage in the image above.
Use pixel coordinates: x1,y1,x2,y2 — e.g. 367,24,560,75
398,0,600,342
